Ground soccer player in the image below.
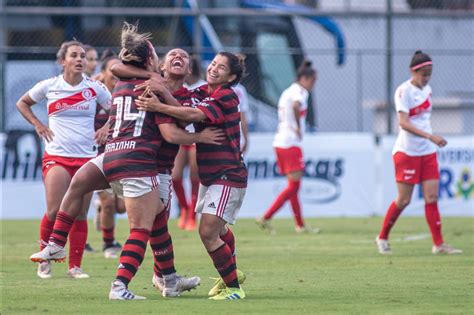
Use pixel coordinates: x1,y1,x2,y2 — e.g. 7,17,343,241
256,60,317,234
136,51,248,300
84,45,99,77
17,40,112,279
376,51,462,255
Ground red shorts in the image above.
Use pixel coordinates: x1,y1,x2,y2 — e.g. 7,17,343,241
393,152,440,184
275,146,305,175
181,144,196,151
42,152,92,179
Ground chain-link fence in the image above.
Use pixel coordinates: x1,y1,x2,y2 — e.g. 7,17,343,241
1,0,473,134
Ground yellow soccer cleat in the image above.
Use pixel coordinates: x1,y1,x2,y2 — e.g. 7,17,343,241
208,286,245,300
208,269,246,296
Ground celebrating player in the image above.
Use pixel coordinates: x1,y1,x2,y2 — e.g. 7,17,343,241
376,51,462,255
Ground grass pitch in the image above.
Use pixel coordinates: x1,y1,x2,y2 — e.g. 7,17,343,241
1,217,473,314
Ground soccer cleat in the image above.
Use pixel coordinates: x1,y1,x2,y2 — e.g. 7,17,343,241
185,219,197,231
152,274,164,292
256,217,276,234
30,243,66,263
109,280,146,300
432,243,463,255
375,236,392,255
295,225,321,234
208,269,246,296
208,286,245,300
37,261,52,279
162,274,201,297
103,241,122,259
84,243,96,253
177,207,188,230
67,266,90,279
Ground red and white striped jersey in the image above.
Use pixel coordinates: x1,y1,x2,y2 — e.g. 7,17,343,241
273,82,309,149
393,79,436,156
28,74,112,157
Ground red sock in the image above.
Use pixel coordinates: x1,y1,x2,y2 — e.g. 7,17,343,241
150,211,176,276
68,220,88,269
189,178,200,221
102,226,115,247
263,180,300,220
116,228,150,286
425,202,444,246
379,201,403,240
49,211,75,247
220,229,236,265
172,179,188,210
40,214,55,250
208,244,239,288
288,180,304,227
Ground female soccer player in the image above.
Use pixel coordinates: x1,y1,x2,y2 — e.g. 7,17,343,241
256,60,317,234
84,45,99,77
17,40,112,279
136,51,248,300
376,51,462,255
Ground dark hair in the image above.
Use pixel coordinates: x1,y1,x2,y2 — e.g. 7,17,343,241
189,55,202,78
410,50,432,71
56,40,84,63
217,51,246,86
101,55,119,72
296,59,316,79
100,48,117,62
118,22,153,69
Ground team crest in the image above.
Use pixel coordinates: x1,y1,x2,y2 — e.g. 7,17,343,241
82,88,94,100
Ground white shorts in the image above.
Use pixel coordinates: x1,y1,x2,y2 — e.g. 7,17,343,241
195,184,246,225
158,173,173,211
109,175,160,198
87,154,114,193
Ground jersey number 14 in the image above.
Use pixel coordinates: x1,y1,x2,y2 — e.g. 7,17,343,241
112,96,146,138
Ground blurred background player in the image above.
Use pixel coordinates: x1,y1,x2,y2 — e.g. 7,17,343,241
376,51,462,255
256,60,317,234
18,40,111,278
84,45,99,78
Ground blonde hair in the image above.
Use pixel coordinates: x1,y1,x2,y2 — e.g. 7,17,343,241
56,40,84,63
118,22,153,68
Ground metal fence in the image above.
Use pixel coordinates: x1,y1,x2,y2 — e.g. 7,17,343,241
1,0,473,134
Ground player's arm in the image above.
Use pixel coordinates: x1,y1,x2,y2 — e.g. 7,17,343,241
240,111,249,153
110,63,156,79
16,92,54,142
292,100,302,140
159,123,225,145
397,112,447,147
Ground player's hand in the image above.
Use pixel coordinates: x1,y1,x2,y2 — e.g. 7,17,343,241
34,123,54,142
198,127,226,145
136,91,163,112
94,124,109,145
429,134,447,148
134,77,167,94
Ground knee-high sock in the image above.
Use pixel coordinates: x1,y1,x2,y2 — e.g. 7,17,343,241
425,202,444,246
116,228,150,286
49,211,75,247
40,214,55,250
288,180,304,227
150,211,176,276
208,244,239,288
378,201,403,240
68,220,88,269
172,179,188,210
263,180,300,220
102,226,115,247
188,178,200,221
220,229,236,266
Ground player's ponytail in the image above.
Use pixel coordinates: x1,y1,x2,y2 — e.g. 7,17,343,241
410,50,432,71
118,22,153,69
296,59,316,80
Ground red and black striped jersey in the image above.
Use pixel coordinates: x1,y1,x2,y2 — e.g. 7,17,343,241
156,86,191,174
191,84,248,188
103,79,167,182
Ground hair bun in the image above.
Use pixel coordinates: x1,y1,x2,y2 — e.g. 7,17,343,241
414,50,423,55
303,60,312,67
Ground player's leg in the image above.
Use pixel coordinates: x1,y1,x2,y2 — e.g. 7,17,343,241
98,191,122,258
186,146,199,230
286,170,306,231
172,146,189,229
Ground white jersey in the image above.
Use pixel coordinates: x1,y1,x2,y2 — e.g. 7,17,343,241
392,79,436,156
233,83,249,113
273,82,309,149
28,74,112,158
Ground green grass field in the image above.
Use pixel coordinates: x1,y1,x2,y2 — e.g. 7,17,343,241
1,217,473,314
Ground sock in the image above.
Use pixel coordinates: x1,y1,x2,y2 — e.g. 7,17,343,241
102,226,115,247
49,211,75,247
288,180,304,227
188,178,200,222
40,214,55,250
68,220,88,269
150,211,176,276
220,229,236,266
172,179,188,210
116,228,150,286
379,201,403,240
208,243,239,288
425,202,444,246
263,180,300,220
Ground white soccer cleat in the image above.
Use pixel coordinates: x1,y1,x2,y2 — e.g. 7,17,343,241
432,243,463,255
37,261,52,279
103,242,122,259
162,274,201,297
30,243,66,263
295,225,321,234
109,280,146,300
375,236,392,255
67,266,90,279
256,217,276,234
152,274,164,292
